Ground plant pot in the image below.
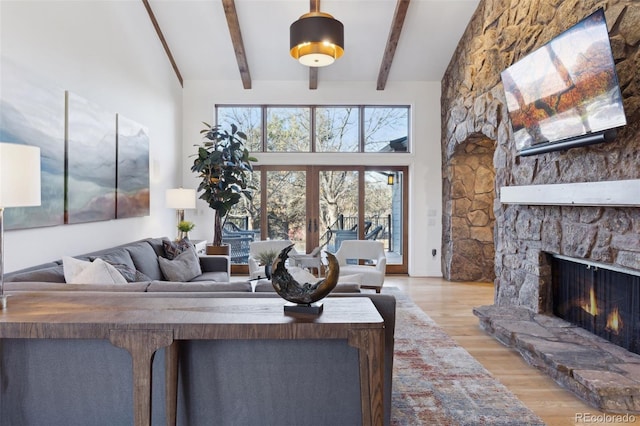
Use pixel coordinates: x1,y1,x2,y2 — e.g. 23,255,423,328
206,244,230,256
265,264,272,280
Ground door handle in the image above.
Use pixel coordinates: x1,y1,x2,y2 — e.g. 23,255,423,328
308,219,312,233
314,219,318,232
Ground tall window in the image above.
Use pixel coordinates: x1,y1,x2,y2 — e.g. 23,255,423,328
216,105,410,153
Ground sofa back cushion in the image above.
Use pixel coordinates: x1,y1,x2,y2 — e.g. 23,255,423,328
4,265,66,283
125,239,165,280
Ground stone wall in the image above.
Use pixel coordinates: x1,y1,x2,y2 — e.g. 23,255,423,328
443,136,496,282
441,0,640,311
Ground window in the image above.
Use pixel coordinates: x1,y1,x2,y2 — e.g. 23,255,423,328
266,107,310,152
216,105,410,153
364,107,409,152
216,106,261,152
315,107,359,152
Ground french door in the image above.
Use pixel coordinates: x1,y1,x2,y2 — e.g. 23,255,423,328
230,165,407,274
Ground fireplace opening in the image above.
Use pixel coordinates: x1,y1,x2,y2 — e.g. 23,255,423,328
552,254,640,355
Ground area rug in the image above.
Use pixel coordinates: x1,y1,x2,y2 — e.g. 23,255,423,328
384,286,545,425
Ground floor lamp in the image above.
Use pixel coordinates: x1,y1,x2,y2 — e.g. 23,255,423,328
0,143,41,309
165,188,195,239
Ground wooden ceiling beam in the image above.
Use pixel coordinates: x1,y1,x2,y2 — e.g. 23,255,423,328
141,0,183,87
222,0,252,90
377,0,410,90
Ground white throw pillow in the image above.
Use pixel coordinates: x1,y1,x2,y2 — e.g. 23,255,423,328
63,257,127,284
62,256,91,283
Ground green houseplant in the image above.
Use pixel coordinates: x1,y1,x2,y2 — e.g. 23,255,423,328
191,122,257,252
176,220,195,240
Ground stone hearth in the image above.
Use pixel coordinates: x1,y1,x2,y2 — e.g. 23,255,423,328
475,305,640,413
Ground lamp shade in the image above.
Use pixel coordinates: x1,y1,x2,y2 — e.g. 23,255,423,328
290,12,344,67
166,188,196,209
0,143,41,208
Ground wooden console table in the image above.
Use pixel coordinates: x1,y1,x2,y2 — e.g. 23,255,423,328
0,293,385,426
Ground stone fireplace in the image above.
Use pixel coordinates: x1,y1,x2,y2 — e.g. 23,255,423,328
441,0,640,412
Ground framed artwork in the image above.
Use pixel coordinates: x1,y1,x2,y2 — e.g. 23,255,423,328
116,114,150,218
0,58,65,229
65,91,116,224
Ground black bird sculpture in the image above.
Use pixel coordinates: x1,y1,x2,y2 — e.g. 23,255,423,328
270,244,340,305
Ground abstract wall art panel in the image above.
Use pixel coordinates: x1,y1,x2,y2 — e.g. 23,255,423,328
116,114,150,218
0,58,65,229
65,91,116,224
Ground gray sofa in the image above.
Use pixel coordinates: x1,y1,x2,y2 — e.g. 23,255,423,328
0,237,396,426
4,237,252,292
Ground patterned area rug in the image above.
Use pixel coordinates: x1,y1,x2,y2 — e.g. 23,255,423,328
385,286,545,425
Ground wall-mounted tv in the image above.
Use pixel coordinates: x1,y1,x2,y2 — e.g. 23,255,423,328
501,8,627,157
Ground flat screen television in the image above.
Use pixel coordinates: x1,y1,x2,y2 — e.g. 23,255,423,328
501,8,627,156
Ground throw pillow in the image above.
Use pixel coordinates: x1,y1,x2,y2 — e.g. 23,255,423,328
100,260,151,283
63,257,127,284
162,238,194,260
158,249,202,282
62,256,91,283
133,269,153,282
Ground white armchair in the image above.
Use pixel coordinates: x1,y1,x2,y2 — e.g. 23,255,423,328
333,240,386,292
248,240,297,279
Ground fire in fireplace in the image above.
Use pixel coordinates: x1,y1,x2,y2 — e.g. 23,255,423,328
552,254,640,355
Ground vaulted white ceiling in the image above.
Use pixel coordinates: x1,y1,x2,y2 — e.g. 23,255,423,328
147,0,480,88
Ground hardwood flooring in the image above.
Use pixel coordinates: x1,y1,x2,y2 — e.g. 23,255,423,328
387,275,640,426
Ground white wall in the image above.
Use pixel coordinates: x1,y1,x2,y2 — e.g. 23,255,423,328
1,1,182,271
182,80,443,276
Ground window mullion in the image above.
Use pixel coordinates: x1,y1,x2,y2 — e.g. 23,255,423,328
359,105,365,152
310,106,316,153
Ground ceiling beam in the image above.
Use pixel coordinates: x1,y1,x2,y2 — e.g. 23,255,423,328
377,0,410,90
141,0,183,87
222,0,252,90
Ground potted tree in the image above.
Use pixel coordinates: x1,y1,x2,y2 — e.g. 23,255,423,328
191,122,257,255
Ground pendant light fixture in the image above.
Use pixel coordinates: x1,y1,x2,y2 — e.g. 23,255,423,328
290,7,344,67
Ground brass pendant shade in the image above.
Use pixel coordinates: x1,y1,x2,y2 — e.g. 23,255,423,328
290,12,344,67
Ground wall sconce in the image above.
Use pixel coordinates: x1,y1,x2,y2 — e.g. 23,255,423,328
387,174,395,186
0,143,41,309
166,188,195,238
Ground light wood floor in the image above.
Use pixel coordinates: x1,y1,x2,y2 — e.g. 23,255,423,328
388,275,640,426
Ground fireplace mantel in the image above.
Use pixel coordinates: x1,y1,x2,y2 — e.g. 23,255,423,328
500,179,640,207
